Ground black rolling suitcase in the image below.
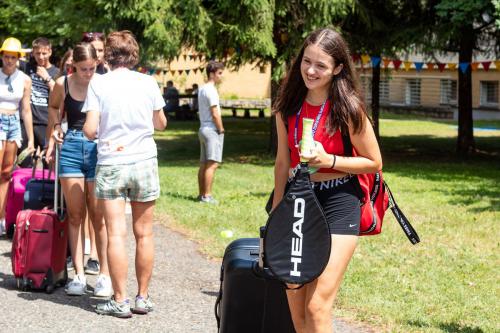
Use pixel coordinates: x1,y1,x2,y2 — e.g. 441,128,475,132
215,238,295,333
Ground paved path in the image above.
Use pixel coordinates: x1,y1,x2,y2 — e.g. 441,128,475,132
0,218,373,332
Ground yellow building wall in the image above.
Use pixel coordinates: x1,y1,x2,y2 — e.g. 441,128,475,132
152,51,271,99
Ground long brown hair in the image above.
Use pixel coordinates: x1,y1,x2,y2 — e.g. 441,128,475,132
274,28,367,135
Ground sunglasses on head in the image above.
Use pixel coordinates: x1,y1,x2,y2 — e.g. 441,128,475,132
5,75,13,93
82,32,104,42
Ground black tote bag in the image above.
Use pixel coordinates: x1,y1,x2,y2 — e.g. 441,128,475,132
264,163,331,285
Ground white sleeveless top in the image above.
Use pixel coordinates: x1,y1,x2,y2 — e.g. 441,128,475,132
0,69,28,110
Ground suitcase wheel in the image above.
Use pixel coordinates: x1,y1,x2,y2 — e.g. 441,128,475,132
45,285,54,294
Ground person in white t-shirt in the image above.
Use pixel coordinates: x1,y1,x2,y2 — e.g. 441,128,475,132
82,31,166,318
197,61,224,204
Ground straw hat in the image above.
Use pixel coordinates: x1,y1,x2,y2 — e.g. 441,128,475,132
0,37,29,57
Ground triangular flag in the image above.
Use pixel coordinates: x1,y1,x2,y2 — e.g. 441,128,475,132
141,68,148,74
459,62,469,74
371,56,381,67
382,58,391,68
175,56,179,62
156,70,162,75
361,54,371,65
137,66,142,72
470,62,479,71
170,70,175,76
185,69,191,75
437,63,446,72
189,54,195,60
183,55,187,61
414,62,424,72
495,60,500,70
199,54,204,61
148,69,155,75
393,59,402,70
426,62,435,70
228,47,236,56
178,70,184,75
193,68,198,74
162,69,167,75
448,63,457,70
403,61,412,71
481,61,491,71
351,54,360,64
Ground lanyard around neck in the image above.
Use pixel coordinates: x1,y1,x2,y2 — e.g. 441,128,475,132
294,99,327,147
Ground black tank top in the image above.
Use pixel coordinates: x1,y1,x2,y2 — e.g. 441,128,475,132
64,77,86,130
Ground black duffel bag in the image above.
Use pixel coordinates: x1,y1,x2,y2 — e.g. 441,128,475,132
263,163,331,286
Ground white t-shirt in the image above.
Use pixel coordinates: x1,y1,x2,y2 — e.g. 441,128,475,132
198,82,220,129
82,68,165,165
0,69,28,110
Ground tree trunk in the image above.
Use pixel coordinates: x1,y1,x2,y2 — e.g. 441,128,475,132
268,60,280,156
371,57,381,142
457,25,475,156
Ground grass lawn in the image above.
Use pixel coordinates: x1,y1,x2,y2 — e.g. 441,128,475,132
154,112,499,333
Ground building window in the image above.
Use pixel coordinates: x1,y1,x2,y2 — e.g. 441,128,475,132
440,79,457,105
405,79,421,105
480,81,499,107
379,79,390,105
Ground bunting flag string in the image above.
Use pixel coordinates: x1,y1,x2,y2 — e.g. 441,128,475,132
459,62,469,74
349,53,499,72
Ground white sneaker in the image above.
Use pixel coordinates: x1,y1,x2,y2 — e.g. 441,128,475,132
94,274,113,297
84,238,91,255
0,218,5,236
65,274,87,296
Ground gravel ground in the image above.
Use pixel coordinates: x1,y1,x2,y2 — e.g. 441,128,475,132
0,217,374,333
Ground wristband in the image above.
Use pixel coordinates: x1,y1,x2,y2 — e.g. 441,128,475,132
330,154,337,169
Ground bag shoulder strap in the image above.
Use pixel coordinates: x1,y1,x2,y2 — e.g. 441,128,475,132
341,133,364,200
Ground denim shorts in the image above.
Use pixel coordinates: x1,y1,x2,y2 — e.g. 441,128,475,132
0,113,22,147
95,157,160,202
59,129,97,181
199,127,224,163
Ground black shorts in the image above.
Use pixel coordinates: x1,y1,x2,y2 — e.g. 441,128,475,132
313,175,361,235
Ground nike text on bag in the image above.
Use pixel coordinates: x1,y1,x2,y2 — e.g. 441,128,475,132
264,164,331,285
342,134,420,244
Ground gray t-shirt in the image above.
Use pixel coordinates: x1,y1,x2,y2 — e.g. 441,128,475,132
198,83,220,130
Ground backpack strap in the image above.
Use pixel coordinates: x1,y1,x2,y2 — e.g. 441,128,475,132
341,133,364,200
385,183,421,244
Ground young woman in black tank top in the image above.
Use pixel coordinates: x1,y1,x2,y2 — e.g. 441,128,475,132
46,43,112,298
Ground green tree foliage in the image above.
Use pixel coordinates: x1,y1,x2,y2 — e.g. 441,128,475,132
426,0,499,155
341,0,427,140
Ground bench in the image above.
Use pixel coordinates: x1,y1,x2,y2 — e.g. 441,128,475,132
221,105,266,118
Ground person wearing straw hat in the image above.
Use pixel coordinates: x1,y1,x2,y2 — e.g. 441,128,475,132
0,37,35,235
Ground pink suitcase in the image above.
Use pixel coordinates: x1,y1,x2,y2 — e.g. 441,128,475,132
5,168,54,237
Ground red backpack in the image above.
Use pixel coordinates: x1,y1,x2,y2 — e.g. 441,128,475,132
342,135,420,244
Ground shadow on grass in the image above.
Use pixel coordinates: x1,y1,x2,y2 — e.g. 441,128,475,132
157,119,500,212
407,320,485,333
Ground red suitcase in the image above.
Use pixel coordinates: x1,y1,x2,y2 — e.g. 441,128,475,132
11,209,68,292
10,148,67,293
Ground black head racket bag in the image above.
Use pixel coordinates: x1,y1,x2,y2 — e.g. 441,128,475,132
264,163,331,285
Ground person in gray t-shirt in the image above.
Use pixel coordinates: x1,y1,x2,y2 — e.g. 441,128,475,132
197,61,224,204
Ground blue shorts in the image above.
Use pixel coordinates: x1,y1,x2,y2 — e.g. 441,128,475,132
0,113,22,147
59,129,97,181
